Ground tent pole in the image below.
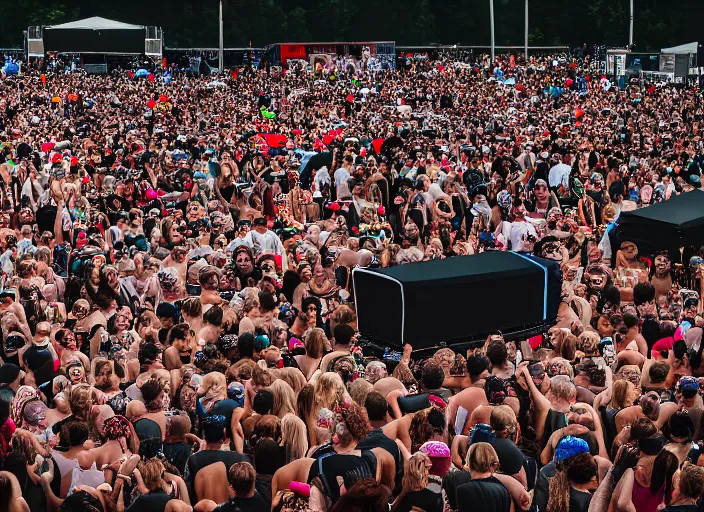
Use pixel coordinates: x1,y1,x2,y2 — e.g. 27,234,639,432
490,0,495,63
218,0,224,72
629,0,634,48
524,0,529,61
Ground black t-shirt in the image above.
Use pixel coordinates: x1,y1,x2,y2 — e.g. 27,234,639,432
260,167,289,193
307,451,377,504
4,453,47,511
134,418,162,442
358,428,400,469
396,489,443,512
543,409,568,445
491,438,525,476
163,441,192,475
569,487,593,512
255,477,272,507
456,476,510,512
213,493,269,512
22,343,55,386
443,469,471,511
212,399,239,440
533,462,556,512
126,488,172,512
661,505,701,512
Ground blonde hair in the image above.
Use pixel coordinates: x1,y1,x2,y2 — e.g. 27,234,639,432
314,372,347,410
271,367,306,395
280,413,308,462
251,365,275,389
138,458,165,491
268,379,297,418
348,378,373,407
466,442,499,473
490,405,517,439
402,452,430,492
612,379,636,409
198,372,227,401
230,358,256,381
305,328,328,359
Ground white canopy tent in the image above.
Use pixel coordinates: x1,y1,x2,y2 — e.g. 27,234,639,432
661,42,698,54
46,17,144,30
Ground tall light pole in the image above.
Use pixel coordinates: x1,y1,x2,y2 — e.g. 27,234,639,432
524,0,529,61
218,0,224,72
628,0,634,48
490,0,495,63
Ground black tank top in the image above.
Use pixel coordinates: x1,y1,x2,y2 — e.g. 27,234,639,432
307,450,377,504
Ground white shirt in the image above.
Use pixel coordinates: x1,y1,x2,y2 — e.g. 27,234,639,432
501,220,537,252
244,229,285,256
548,163,571,189
334,166,351,200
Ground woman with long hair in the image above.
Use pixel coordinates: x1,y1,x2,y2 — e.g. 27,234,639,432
314,372,347,412
281,413,308,463
297,384,328,448
295,328,328,381
268,380,297,419
197,372,227,418
611,440,678,512
272,367,307,395
546,451,598,512
409,407,447,453
0,471,30,512
391,452,443,512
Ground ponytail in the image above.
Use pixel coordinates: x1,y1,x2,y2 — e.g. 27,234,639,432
547,462,571,512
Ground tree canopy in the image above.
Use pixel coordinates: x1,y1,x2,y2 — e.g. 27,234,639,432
0,0,700,51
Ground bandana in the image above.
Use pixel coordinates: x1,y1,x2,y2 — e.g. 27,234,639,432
317,408,334,429
555,435,589,462
484,375,508,405
419,441,452,477
470,423,494,445
11,386,39,425
678,376,699,398
23,400,48,426
102,415,132,440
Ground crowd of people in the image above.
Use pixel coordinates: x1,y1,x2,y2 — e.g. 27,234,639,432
0,49,703,512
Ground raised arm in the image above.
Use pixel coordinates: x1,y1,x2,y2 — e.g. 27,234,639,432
588,467,615,512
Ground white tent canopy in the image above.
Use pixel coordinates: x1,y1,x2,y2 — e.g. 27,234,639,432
661,42,699,54
46,16,144,30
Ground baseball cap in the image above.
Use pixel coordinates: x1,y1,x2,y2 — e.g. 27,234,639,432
678,376,700,399
0,363,21,385
253,217,267,227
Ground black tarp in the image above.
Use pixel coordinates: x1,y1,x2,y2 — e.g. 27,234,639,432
352,252,562,351
617,190,704,254
43,17,145,55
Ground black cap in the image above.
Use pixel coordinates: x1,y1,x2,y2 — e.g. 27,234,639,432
0,363,21,385
253,389,274,415
253,217,267,226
